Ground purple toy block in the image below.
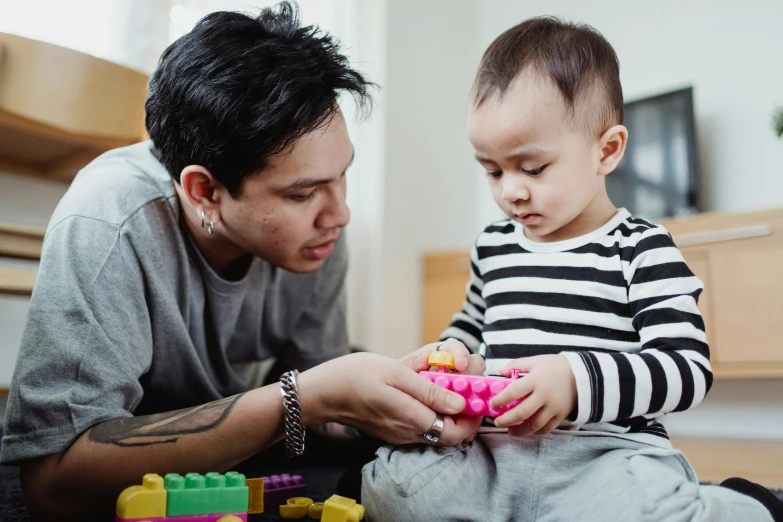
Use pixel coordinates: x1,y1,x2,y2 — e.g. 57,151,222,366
419,369,524,416
262,474,306,510
117,513,247,522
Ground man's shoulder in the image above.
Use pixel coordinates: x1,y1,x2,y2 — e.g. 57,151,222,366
48,141,176,233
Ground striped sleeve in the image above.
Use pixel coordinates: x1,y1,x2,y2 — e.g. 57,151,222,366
440,241,486,353
562,226,713,425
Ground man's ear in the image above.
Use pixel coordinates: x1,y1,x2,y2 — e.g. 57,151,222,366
179,165,223,226
597,125,628,176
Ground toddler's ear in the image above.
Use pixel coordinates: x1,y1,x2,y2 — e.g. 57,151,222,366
597,125,628,176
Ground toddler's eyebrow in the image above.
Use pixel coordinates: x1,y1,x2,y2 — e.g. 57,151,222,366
475,146,548,163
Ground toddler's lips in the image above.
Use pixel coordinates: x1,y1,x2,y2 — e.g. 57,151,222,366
515,213,541,224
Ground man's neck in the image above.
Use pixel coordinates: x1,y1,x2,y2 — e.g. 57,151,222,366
175,189,252,281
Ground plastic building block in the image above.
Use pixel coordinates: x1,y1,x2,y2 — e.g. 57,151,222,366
419,352,524,416
308,502,325,519
116,473,167,519
263,474,306,509
246,477,265,514
427,351,456,370
280,497,314,518
118,515,247,521
164,472,249,516
274,498,325,520
117,472,255,521
321,494,364,522
117,511,248,521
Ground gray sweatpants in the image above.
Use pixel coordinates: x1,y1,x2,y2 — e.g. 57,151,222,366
361,431,772,522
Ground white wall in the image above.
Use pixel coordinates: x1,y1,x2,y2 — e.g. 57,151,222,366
0,172,69,385
342,0,387,353
469,0,783,440
374,0,482,358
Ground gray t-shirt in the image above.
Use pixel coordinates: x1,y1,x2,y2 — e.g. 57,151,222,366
0,142,349,464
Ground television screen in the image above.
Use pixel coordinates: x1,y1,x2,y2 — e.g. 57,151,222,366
607,87,699,219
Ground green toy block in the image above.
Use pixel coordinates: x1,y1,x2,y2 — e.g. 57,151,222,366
218,472,250,514
164,472,249,516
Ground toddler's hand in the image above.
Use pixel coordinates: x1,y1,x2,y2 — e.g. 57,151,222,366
489,354,577,436
402,338,486,376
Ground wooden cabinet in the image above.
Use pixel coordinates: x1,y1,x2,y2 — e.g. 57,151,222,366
0,32,148,182
0,34,147,296
710,245,782,364
0,222,43,296
423,208,783,379
0,33,147,388
423,251,472,344
671,437,783,488
660,209,783,377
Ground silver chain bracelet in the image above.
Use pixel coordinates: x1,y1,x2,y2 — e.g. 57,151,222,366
279,370,305,458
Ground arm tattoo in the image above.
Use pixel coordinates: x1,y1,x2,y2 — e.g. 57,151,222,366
88,393,246,447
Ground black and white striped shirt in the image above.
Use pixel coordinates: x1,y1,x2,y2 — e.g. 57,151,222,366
442,209,713,447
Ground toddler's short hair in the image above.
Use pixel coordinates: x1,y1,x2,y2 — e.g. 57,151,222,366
474,17,623,137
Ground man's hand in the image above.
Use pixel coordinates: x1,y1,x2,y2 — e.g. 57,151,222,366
489,354,577,436
299,349,482,446
400,339,485,443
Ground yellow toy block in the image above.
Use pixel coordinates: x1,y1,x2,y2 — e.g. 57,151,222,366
116,473,167,519
427,351,456,370
322,494,365,522
308,501,325,519
280,497,314,518
246,477,265,514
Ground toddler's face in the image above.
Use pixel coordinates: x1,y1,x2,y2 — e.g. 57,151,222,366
468,69,608,242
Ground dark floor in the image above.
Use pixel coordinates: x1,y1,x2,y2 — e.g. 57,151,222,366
0,422,376,522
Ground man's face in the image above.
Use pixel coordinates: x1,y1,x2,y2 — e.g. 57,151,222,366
219,112,353,273
467,70,606,242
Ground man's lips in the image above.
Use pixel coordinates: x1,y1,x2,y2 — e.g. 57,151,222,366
302,236,339,261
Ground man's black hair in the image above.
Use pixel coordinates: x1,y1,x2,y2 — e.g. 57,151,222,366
145,1,373,195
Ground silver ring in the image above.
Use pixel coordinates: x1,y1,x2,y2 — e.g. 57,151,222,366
423,413,445,443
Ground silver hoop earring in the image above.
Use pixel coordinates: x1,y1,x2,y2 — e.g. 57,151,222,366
207,218,214,235
201,209,206,228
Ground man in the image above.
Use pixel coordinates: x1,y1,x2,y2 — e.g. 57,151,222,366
0,4,482,519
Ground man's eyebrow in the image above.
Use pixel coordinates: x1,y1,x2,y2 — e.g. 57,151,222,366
280,177,334,191
279,148,355,191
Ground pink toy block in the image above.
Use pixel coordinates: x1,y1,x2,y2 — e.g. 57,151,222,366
419,369,524,417
262,474,306,509
118,513,247,522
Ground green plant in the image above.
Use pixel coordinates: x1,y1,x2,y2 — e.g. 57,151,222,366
775,107,783,138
